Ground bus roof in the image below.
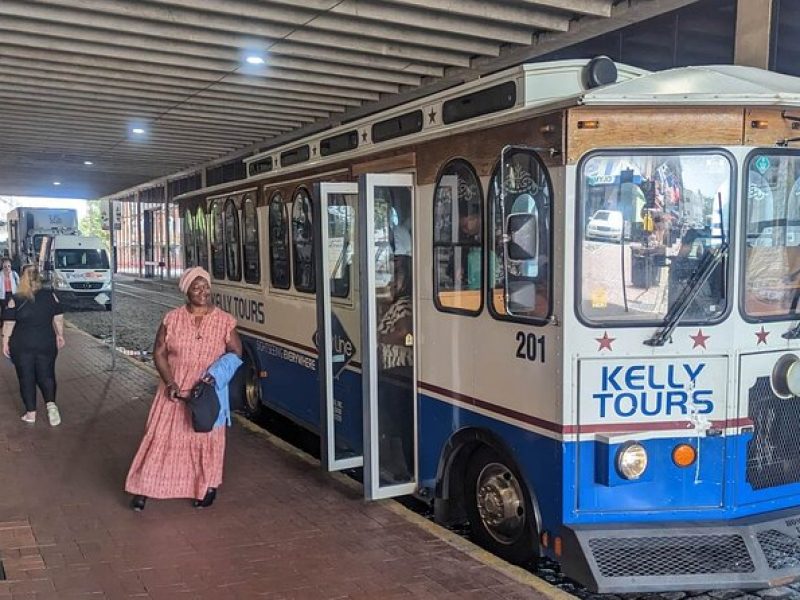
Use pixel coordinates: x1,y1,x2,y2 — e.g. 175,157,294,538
175,59,800,201
580,64,800,107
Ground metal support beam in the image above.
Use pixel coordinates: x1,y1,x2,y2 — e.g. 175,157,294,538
164,182,170,278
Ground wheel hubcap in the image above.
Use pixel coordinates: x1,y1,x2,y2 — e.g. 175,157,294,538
244,364,261,413
476,462,525,544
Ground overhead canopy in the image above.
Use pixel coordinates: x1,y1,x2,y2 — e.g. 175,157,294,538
0,0,701,199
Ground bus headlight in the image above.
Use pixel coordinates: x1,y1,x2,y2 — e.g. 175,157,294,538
53,277,71,290
771,354,800,399
616,442,648,480
786,360,800,397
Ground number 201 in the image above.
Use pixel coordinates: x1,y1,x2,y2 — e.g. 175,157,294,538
515,331,545,363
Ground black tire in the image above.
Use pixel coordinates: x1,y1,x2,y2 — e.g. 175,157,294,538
464,446,538,565
104,303,112,311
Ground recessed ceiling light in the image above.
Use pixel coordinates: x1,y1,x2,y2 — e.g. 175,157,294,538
84,160,94,166
53,181,61,186
132,127,145,134
245,55,265,65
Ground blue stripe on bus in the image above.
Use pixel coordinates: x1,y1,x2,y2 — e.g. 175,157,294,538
244,333,800,532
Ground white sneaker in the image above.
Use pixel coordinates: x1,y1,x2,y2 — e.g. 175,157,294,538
20,412,35,424
46,403,61,427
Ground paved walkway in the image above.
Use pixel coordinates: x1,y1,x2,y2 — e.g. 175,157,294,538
0,326,550,599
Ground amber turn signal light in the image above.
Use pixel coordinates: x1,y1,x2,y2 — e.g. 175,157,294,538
672,444,697,467
577,120,599,129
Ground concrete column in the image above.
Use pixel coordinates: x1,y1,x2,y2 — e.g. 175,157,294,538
734,0,773,69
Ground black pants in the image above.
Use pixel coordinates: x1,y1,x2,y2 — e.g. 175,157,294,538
12,350,57,412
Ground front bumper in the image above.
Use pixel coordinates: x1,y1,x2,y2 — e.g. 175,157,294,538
54,290,110,303
561,506,800,592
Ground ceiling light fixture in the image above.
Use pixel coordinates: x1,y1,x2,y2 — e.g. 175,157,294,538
84,160,94,166
245,55,265,65
53,181,61,186
132,127,145,134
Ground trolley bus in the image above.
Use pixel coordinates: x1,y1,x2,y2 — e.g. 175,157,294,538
176,58,800,592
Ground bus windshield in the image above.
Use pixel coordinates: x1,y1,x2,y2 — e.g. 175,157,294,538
578,152,732,325
55,249,109,270
743,152,800,320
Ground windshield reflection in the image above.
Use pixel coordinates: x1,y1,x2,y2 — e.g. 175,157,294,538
579,153,732,324
744,152,800,321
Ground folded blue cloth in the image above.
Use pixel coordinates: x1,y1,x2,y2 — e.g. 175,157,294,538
206,352,243,428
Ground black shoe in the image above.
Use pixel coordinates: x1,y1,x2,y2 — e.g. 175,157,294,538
193,487,216,508
130,495,147,511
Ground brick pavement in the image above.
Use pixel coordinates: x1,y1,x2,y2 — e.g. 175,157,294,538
0,326,552,600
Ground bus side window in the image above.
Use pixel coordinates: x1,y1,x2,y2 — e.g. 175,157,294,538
292,188,315,293
268,192,291,290
242,195,260,284
224,198,241,281
433,159,483,315
328,195,353,298
195,205,209,272
488,149,552,322
210,199,225,280
183,207,196,268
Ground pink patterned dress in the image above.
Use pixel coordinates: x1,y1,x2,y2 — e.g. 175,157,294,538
125,305,237,500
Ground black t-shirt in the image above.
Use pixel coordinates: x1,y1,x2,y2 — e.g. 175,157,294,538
6,289,64,353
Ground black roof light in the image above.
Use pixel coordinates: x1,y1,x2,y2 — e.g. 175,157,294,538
584,56,618,89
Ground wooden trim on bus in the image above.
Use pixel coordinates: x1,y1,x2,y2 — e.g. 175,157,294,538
566,106,746,164
351,151,417,176
745,107,799,145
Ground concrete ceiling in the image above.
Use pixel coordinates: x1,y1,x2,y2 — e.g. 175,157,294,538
0,0,699,199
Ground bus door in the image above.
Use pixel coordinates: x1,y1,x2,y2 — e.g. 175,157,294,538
359,173,417,500
316,182,363,472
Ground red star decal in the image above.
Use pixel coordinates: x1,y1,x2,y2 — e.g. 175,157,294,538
596,331,615,352
755,326,770,345
690,329,710,349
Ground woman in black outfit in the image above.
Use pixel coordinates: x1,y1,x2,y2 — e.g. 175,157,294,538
1,266,65,426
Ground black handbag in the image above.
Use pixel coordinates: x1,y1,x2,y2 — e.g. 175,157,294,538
186,379,220,433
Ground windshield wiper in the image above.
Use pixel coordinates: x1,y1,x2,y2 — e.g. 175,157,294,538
644,240,728,347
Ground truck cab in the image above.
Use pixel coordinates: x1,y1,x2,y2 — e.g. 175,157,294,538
43,235,112,310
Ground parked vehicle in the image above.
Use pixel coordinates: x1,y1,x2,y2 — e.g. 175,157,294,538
40,235,112,310
586,209,624,242
175,58,800,593
6,207,79,271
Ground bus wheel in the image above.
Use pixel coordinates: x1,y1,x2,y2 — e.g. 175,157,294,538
464,446,538,565
243,358,263,418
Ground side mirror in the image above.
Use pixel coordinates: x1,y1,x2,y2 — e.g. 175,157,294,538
44,261,54,272
506,213,538,261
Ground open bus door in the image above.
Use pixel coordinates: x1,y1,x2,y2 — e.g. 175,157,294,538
359,173,417,500
317,174,418,500
316,182,363,472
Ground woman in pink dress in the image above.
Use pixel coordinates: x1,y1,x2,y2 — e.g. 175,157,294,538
125,267,242,511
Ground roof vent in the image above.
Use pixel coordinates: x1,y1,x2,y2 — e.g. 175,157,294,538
585,56,618,89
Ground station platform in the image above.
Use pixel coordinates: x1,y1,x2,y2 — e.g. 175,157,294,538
0,326,555,599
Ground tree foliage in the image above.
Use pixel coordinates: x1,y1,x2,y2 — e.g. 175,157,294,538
80,200,110,245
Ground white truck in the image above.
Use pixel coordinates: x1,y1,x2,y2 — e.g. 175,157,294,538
6,207,80,270
41,235,112,310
